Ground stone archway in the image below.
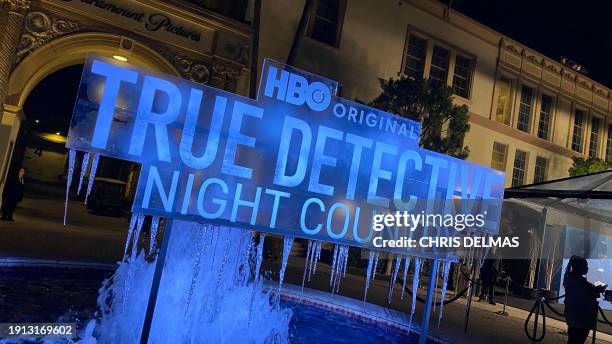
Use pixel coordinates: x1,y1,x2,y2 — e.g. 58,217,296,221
5,31,179,109
0,31,179,195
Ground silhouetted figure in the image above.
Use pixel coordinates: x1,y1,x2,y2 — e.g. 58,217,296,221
479,258,499,305
564,255,606,344
1,168,25,221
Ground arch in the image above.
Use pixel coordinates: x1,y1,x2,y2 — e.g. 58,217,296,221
5,32,179,110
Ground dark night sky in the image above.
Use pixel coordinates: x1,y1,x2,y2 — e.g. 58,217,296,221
23,64,83,135
444,0,612,88
23,1,611,134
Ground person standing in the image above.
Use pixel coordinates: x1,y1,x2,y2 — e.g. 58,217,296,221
479,258,499,305
564,255,606,344
1,167,25,221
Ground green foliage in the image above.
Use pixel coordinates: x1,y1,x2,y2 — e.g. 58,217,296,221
370,77,470,159
568,157,612,177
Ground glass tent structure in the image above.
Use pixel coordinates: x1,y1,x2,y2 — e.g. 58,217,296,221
501,170,612,309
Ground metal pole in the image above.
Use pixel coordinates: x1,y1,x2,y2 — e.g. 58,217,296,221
140,219,174,344
464,260,476,333
497,277,510,316
592,310,597,344
419,259,439,344
532,296,540,344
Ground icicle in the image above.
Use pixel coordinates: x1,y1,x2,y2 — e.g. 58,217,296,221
387,254,402,303
124,213,139,257
438,260,452,327
312,241,322,275
185,224,209,315
278,235,294,292
63,149,77,226
409,257,423,328
432,260,441,313
307,240,317,281
255,233,266,282
84,154,100,205
363,250,375,307
329,244,339,287
216,230,232,287
122,216,143,311
210,226,219,269
342,246,349,277
149,216,160,255
333,245,349,293
77,152,91,195
301,240,314,292
372,251,380,280
401,256,411,300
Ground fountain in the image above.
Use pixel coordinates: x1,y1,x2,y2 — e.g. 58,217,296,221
92,221,291,343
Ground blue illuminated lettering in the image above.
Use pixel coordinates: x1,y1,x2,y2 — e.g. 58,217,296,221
308,125,343,196
394,149,422,211
197,177,228,219
222,101,264,179
265,189,290,228
142,166,179,212
231,183,262,225
345,133,372,200
326,202,350,239
367,142,398,207
300,198,324,235
273,116,312,187
129,75,181,161
180,92,226,169
90,60,138,149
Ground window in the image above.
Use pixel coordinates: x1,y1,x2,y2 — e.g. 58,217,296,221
589,117,601,158
429,46,449,84
495,77,513,125
404,36,427,79
517,86,534,132
607,124,612,162
571,109,585,152
534,156,548,183
491,142,508,171
308,0,346,46
511,150,528,187
452,55,473,98
538,95,552,140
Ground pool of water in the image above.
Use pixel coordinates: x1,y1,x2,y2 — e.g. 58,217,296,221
1,267,418,343
282,300,418,344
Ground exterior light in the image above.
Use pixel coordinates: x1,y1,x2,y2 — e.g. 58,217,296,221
34,119,39,124
113,55,128,62
56,132,61,135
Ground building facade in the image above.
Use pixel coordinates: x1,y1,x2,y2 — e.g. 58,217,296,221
1,0,611,196
257,0,612,188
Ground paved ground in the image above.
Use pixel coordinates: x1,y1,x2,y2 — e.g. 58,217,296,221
1,186,611,343
0,184,128,263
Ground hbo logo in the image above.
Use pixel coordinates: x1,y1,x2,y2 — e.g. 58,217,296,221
263,65,332,112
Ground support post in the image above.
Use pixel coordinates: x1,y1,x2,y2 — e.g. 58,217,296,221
496,276,510,316
140,219,173,344
464,262,477,333
419,259,439,344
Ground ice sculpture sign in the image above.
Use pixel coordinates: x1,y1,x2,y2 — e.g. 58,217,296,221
67,54,505,258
